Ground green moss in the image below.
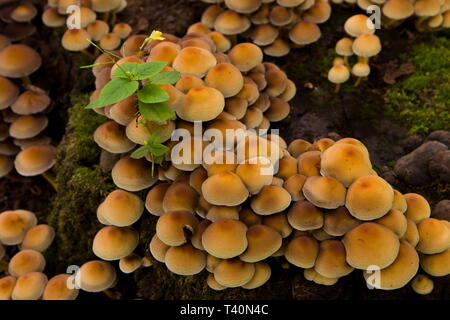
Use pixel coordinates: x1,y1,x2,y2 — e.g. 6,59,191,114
384,36,450,135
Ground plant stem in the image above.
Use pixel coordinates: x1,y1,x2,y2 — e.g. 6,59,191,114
354,77,362,87
43,172,58,192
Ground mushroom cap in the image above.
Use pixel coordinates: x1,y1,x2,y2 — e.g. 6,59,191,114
203,149,238,176
335,37,354,56
125,116,174,145
404,193,431,223
20,224,55,252
303,1,332,24
242,261,271,289
119,253,143,274
264,37,291,57
382,0,414,19
375,209,408,237
278,79,297,102
289,139,312,158
261,212,293,238
236,135,283,165
352,34,382,58
149,234,170,263
111,157,157,191
251,24,279,46
214,259,255,288
207,273,227,291
14,145,56,177
323,206,361,237
0,44,42,78
289,21,321,45
0,276,17,300
147,41,181,65
304,268,338,286
99,33,121,51
206,206,240,222
205,63,244,98
94,121,136,154
13,135,51,150
265,97,290,122
416,218,450,254
69,7,97,28
411,274,434,295
145,183,171,216
162,182,198,213
236,156,274,194
176,86,224,122
156,211,199,246
202,172,249,206
191,220,212,250
283,174,307,201
225,0,262,13
101,190,144,227
0,209,37,245
79,260,117,292
363,241,419,290
401,218,420,247
173,47,217,77
392,189,407,213
0,76,19,110
275,154,297,180
61,29,92,52
9,115,48,139
343,222,400,270
285,235,319,268
251,185,292,215
345,175,394,220
214,10,251,35
87,20,110,41
202,5,224,28
165,243,206,276
202,218,248,259
92,226,139,261
43,274,79,300
42,8,66,27
344,14,375,37
8,249,46,277
229,43,264,72
11,90,51,115
11,3,37,23
91,0,122,12
0,155,13,178
12,272,47,300
287,200,324,231
113,23,132,39
209,31,232,53
240,224,282,262
352,62,370,77
414,0,441,17
315,240,354,278
176,75,205,93
420,248,450,277
327,65,350,84
302,176,346,209
239,208,262,227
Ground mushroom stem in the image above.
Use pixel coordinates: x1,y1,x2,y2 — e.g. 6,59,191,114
81,49,95,60
343,56,350,69
103,11,110,25
103,289,116,300
43,172,58,191
354,77,362,87
111,12,117,26
334,83,341,93
21,76,31,86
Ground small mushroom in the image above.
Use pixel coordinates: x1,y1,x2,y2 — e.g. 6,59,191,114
411,274,434,295
12,272,47,300
213,258,255,288
43,274,79,300
284,235,319,268
156,211,199,246
20,224,55,252
239,224,282,262
92,226,139,261
165,243,206,276
78,260,117,293
287,200,324,231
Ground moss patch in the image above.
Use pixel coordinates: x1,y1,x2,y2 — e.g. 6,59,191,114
384,36,450,135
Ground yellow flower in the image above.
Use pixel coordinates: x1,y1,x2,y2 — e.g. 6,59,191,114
149,30,165,41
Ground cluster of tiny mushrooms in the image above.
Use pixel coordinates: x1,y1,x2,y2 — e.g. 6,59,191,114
0,0,448,300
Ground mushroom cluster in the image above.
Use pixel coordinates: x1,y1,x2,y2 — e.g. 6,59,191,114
0,7,56,181
199,0,332,57
0,209,79,300
42,0,131,54
328,14,382,91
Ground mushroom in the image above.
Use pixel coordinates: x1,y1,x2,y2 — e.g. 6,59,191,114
173,47,217,77
401,218,420,247
420,248,449,277
61,29,92,53
392,189,407,213
239,208,262,227
236,156,273,194
323,206,361,237
375,209,408,237
156,211,199,246
239,224,282,262
99,33,122,51
289,21,321,46
304,268,338,286
411,274,434,295
228,43,263,72
382,0,414,28
213,259,255,288
12,272,48,300
43,274,79,300
149,234,170,263
298,151,321,177
113,23,132,39
251,185,292,215
0,276,17,300
416,218,450,254
404,193,431,223
202,5,224,28
202,172,249,206
0,44,41,79
207,273,226,291
8,249,46,277
302,176,346,209
145,183,171,216
242,262,271,289
205,63,244,98
78,260,117,292
119,253,143,274
94,121,136,154
42,8,66,27
92,226,139,261
261,212,293,238
176,86,224,122
276,153,297,180
335,37,353,67
287,200,324,231
20,224,55,252
0,155,13,178
0,209,37,245
327,65,350,93
288,139,312,158
11,89,51,115
284,235,319,268
214,10,251,35
315,240,354,278
100,189,144,227
111,157,158,191
283,174,307,201
0,76,19,110
352,34,382,64
165,243,206,276
344,14,375,37
11,3,37,23
68,7,97,28
162,182,198,213
87,20,110,41
208,31,231,53
206,206,240,222
343,222,400,270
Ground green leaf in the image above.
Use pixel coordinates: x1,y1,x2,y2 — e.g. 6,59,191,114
139,101,176,124
137,84,170,104
149,71,181,84
134,61,168,80
149,142,169,158
130,145,150,159
86,78,139,109
111,62,141,79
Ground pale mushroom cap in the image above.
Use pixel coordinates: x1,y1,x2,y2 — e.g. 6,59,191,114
304,268,338,286
363,241,419,290
92,226,139,261
100,33,121,51
8,249,46,277
352,34,382,58
14,145,56,177
207,273,226,291
202,218,248,259
145,183,171,216
156,211,199,246
113,23,133,39
261,212,293,238
401,218,420,247
149,234,170,263
0,276,17,300
11,90,51,115
43,274,79,300
382,0,415,19
11,3,37,22
287,200,324,231
176,86,224,122
352,62,370,77
0,44,42,78
9,115,48,139
302,176,346,209
251,185,292,215
404,193,431,223
315,240,354,278
0,209,37,245
214,10,251,35
202,172,249,206
12,272,47,300
91,0,122,12
111,157,158,191
79,260,117,292
87,20,110,41
225,0,262,13
119,253,143,274
68,7,97,28
416,218,450,254
414,0,441,17
213,259,255,288
251,24,279,46
328,65,350,84
42,8,66,27
228,43,264,72
284,235,319,268
94,121,136,154
242,261,271,289
0,76,19,110
240,224,282,262
343,222,400,270
165,243,206,276
239,208,262,228
375,209,408,237
283,174,307,201
420,248,450,277
392,189,407,213
323,206,361,236
344,14,375,37
173,47,217,77
20,224,55,252
288,139,312,158
264,97,290,122
236,156,274,194
61,29,92,52
335,37,354,56
205,63,244,98
101,189,144,227
202,5,224,28
162,182,198,213
411,274,434,295
289,21,321,45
